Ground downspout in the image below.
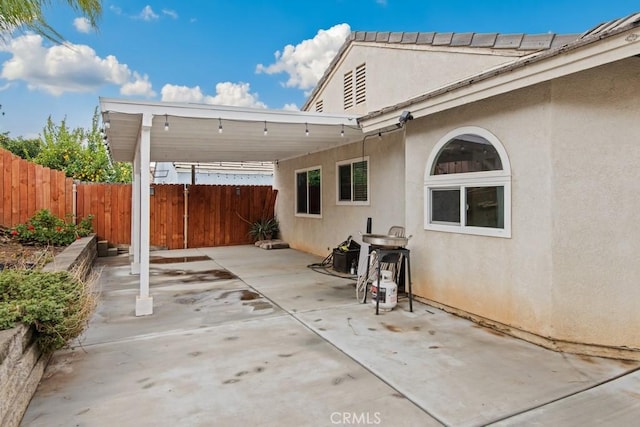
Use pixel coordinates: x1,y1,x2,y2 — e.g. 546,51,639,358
183,184,189,249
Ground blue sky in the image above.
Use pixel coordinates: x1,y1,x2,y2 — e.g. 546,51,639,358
0,0,638,138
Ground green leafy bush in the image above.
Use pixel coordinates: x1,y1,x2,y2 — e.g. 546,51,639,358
12,209,93,246
0,269,96,352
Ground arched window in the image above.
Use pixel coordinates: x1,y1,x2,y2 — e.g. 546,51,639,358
424,127,511,238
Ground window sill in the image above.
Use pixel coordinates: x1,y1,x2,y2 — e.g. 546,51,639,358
336,201,370,206
425,223,511,238
295,213,323,219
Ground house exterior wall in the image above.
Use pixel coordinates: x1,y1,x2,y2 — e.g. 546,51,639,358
274,131,405,256
312,44,520,116
548,58,640,347
405,58,640,351
406,82,556,336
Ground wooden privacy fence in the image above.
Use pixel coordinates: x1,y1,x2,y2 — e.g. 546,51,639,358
1,148,73,226
1,148,278,249
75,182,132,246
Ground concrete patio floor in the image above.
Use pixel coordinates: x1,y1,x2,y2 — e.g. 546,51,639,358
21,246,640,427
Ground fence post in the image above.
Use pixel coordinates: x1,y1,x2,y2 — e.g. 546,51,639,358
72,182,77,224
183,184,189,249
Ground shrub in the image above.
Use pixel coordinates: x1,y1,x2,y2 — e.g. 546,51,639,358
12,209,93,246
0,267,97,352
248,217,279,241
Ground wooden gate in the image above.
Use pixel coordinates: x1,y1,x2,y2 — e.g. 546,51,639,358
147,184,277,249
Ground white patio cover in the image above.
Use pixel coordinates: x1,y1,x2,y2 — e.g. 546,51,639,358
99,97,363,315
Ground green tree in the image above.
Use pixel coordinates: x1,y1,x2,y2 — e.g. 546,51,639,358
0,0,102,43
0,132,43,159
111,160,133,183
35,109,131,183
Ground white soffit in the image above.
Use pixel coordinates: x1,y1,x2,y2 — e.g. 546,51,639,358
99,98,363,163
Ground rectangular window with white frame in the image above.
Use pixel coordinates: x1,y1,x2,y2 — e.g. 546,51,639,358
425,180,510,238
295,166,322,217
336,157,369,205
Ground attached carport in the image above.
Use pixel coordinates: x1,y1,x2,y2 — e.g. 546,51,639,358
99,97,363,315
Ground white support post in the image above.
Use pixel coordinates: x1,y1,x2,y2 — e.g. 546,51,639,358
135,114,153,316
130,148,141,274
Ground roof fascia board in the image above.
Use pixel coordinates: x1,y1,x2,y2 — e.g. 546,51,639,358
359,30,640,133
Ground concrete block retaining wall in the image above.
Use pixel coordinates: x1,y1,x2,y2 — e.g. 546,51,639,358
0,235,97,427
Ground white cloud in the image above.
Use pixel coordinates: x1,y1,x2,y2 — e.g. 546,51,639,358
256,23,351,90
139,5,159,21
209,82,266,108
162,9,178,19
121,72,156,97
282,103,299,111
161,82,266,108
109,5,122,15
0,33,156,97
73,17,91,33
160,84,205,103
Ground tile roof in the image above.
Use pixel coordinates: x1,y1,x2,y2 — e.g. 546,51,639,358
303,12,640,112
359,12,640,124
348,11,640,52
350,29,576,51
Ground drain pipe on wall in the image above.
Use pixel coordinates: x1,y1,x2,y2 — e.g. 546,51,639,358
183,184,189,249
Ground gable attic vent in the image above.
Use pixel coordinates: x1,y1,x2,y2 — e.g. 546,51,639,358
315,99,323,112
343,70,354,110
355,63,366,105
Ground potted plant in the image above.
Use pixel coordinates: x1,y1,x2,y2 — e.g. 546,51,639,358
248,217,279,241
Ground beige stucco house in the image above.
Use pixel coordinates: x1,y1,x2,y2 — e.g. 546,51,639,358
275,13,640,359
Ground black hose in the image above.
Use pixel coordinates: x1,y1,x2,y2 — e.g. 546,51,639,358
307,252,357,280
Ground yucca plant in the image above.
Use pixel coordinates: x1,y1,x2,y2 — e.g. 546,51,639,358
248,217,279,241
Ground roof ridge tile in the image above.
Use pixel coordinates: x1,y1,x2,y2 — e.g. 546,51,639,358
450,32,475,47
432,32,454,45
375,31,391,42
415,32,435,44
388,32,404,43
364,32,377,42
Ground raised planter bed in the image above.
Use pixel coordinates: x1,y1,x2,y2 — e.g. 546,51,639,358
0,235,97,427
